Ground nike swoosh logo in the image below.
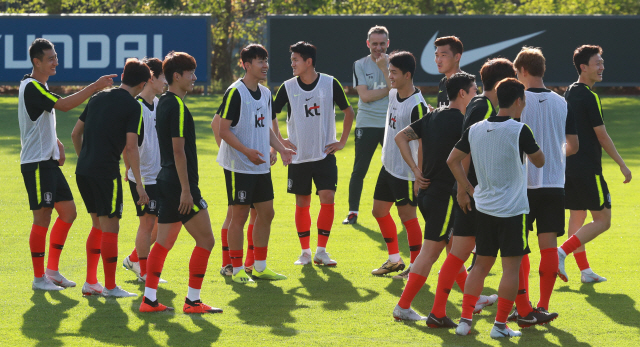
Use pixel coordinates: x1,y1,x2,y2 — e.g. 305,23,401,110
498,330,509,337
257,107,262,110
421,30,546,75
366,73,373,76
305,97,313,101
519,317,537,323
539,99,547,103
294,94,300,97
487,129,494,132
396,198,403,202
432,318,443,325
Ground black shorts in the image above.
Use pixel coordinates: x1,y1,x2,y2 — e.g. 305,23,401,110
157,179,207,224
224,169,274,205
475,211,530,257
129,181,159,217
418,189,455,243
76,174,123,218
526,192,565,236
452,194,476,237
373,166,417,207
287,154,338,195
565,173,611,211
21,160,73,210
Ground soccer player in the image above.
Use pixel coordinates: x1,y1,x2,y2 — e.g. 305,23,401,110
507,47,576,325
121,57,168,284
427,58,517,327
392,72,477,321
435,36,464,108
71,58,150,297
19,38,116,291
558,45,632,283
273,41,355,266
140,52,221,313
449,78,544,338
343,25,392,225
216,44,294,284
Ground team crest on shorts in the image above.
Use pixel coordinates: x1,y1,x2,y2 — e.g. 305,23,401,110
288,179,293,190
238,191,247,203
44,192,52,204
149,200,157,210
356,129,363,139
200,199,208,209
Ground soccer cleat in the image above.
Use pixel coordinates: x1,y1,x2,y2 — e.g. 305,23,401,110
426,313,458,328
220,264,233,276
490,324,522,338
342,213,358,225
253,267,287,280
245,265,254,275
313,252,337,266
392,266,411,280
393,305,427,321
183,297,223,314
467,252,477,272
123,255,141,278
232,269,254,284
32,275,64,291
474,294,498,314
557,248,568,282
517,307,558,328
139,296,173,312
137,274,167,284
372,259,405,275
102,286,138,298
45,271,76,288
82,281,104,296
581,271,607,283
455,319,472,336
294,252,312,265
507,307,519,322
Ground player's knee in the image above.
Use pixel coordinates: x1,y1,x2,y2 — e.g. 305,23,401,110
371,207,386,219
197,233,215,251
262,208,275,222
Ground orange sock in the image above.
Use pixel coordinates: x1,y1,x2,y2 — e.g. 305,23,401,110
456,267,468,292
129,248,139,262
461,294,479,320
221,228,230,266
30,224,48,277
139,257,147,277
101,232,118,290
47,218,71,271
403,218,422,263
376,214,399,255
245,224,255,267
538,248,558,310
560,235,582,255
85,227,102,284
398,273,427,309
295,205,311,249
230,249,243,268
189,246,210,289
496,297,515,324
431,253,464,317
317,203,334,248
254,246,268,261
146,243,168,290
515,256,533,317
574,251,590,271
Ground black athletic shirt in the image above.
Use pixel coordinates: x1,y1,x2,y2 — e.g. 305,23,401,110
437,77,449,108
217,80,275,127
156,91,199,185
273,74,351,120
409,106,465,195
564,83,605,175
461,95,496,188
76,88,142,179
22,74,61,122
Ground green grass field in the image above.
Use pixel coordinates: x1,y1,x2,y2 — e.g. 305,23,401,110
1,94,639,346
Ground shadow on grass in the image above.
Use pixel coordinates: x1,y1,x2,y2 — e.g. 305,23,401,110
288,265,378,311
22,291,80,347
351,223,389,254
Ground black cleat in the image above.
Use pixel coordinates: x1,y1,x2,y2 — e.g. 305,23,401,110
507,306,519,322
517,307,558,328
426,313,458,328
342,213,358,225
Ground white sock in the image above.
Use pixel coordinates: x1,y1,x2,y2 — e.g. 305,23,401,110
34,275,44,283
186,286,200,301
232,266,244,275
255,260,266,272
144,287,157,302
302,248,312,255
316,247,326,254
45,268,60,278
581,268,594,274
389,253,401,262
558,248,567,257
349,211,358,215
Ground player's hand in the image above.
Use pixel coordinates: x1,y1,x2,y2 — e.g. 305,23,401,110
427,104,435,112
324,141,345,155
457,189,472,213
58,149,66,167
279,148,296,166
93,74,118,91
123,166,130,182
621,165,632,183
245,149,266,165
375,54,389,71
270,147,278,166
281,138,297,151
413,167,430,190
179,189,194,215
413,181,420,197
135,183,149,206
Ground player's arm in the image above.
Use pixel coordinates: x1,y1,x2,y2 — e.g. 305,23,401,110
352,60,389,103
395,121,429,189
375,54,392,95
71,120,84,157
564,103,579,156
56,139,66,166
521,124,545,168
272,85,296,150
448,128,474,212
595,125,632,183
325,78,354,154
211,113,222,148
125,103,148,205
122,149,130,182
219,118,265,165
172,137,192,214
53,74,117,112
269,128,295,166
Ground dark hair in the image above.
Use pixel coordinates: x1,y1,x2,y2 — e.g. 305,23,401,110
29,38,54,65
435,36,464,56
389,51,416,79
122,58,151,87
163,51,197,85
368,25,389,39
142,57,163,78
495,78,525,108
446,72,476,101
513,47,545,78
290,41,317,67
573,45,603,75
480,58,517,91
241,44,269,69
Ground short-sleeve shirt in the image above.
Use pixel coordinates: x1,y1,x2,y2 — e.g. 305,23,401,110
455,116,540,160
76,88,142,179
564,82,605,175
156,91,199,185
409,106,465,194
22,75,60,121
437,77,449,108
217,80,275,126
273,74,351,119
461,95,496,188
353,55,389,128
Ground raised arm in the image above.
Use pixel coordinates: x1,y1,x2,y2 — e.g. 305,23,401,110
54,74,117,112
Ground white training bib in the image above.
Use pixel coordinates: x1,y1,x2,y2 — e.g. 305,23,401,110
18,78,59,164
128,97,161,184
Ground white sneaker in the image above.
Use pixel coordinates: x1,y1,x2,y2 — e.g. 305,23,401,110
32,275,64,291
82,281,104,296
123,256,141,278
103,286,138,298
581,271,607,283
392,305,427,321
490,324,522,338
456,319,472,336
294,251,312,265
137,274,167,284
557,248,568,282
474,294,498,314
313,251,337,266
45,270,76,288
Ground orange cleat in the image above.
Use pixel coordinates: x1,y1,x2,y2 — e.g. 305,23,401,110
139,296,174,312
183,297,223,314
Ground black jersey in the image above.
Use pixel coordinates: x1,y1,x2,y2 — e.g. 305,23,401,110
217,80,275,126
564,83,605,175
272,73,351,119
437,77,449,108
76,88,142,179
156,91,199,185
462,95,496,187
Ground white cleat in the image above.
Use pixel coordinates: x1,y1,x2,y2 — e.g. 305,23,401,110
474,294,498,314
313,251,337,266
32,275,64,291
557,248,568,282
581,271,607,283
102,286,138,298
490,324,522,338
456,319,472,336
45,270,76,288
137,274,167,284
82,281,104,296
123,256,141,278
393,305,427,321
294,252,312,265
